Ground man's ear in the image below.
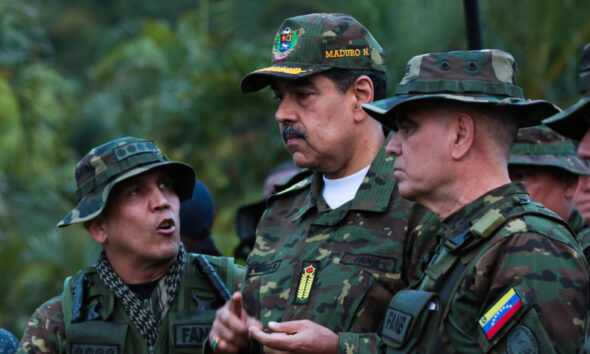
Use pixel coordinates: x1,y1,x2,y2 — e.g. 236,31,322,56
450,112,475,160
351,75,374,123
562,174,579,199
85,217,108,244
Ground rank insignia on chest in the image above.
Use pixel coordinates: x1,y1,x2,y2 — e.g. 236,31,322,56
478,288,522,339
294,262,319,305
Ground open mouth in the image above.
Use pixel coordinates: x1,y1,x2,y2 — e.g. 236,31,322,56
157,218,176,233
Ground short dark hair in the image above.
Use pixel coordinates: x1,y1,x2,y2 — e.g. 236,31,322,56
322,68,387,100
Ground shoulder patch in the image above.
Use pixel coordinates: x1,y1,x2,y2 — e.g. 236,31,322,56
276,177,312,196
479,288,522,340
507,325,538,354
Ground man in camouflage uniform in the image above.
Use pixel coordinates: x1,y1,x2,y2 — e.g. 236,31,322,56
363,49,588,353
209,13,430,354
544,42,590,266
18,137,243,354
508,125,589,234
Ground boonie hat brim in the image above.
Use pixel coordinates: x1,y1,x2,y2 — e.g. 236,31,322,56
542,97,590,141
240,64,333,93
57,161,195,227
508,155,589,176
363,94,561,130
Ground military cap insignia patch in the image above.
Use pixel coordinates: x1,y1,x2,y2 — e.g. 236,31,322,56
479,288,522,339
294,262,318,305
274,27,298,60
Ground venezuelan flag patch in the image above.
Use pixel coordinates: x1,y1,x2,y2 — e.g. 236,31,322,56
478,288,522,340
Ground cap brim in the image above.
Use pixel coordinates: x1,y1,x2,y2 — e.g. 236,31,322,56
363,94,560,130
57,161,195,227
542,97,590,141
240,64,333,93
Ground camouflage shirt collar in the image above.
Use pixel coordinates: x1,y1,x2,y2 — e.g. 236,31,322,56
441,182,529,238
304,145,397,214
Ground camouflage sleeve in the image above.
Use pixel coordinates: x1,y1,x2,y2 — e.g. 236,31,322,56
448,231,587,353
576,227,590,273
338,332,384,354
17,296,67,354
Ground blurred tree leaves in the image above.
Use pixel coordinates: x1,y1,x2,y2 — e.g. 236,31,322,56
1,0,590,338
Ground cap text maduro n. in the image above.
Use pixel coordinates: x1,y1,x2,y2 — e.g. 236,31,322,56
240,13,386,93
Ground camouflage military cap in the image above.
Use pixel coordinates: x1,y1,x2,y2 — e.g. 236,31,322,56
240,12,386,93
58,137,195,227
543,42,590,141
508,125,588,175
363,49,560,129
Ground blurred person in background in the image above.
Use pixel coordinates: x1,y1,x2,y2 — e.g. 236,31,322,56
180,179,221,256
508,125,589,233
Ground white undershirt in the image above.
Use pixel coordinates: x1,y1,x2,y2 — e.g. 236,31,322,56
322,165,371,209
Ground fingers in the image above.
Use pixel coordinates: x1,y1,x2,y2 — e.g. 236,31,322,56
229,292,244,319
209,293,250,352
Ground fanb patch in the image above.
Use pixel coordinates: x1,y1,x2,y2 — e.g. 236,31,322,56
294,262,318,305
274,27,298,60
479,288,522,339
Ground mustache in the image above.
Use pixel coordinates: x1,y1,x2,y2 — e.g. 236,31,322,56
281,125,307,141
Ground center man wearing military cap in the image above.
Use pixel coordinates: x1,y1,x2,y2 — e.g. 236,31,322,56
364,50,588,352
209,12,432,353
17,137,243,354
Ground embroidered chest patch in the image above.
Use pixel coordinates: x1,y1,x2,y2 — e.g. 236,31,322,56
478,288,522,339
294,262,318,305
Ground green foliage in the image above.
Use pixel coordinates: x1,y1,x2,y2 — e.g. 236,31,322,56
1,0,590,338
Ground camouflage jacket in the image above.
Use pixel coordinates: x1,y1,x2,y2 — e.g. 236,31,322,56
17,253,243,354
403,183,588,353
242,147,431,354
572,208,590,273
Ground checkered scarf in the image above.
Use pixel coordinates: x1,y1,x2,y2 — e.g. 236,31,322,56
96,244,186,346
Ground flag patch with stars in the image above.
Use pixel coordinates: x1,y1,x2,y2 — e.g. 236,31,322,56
479,288,522,339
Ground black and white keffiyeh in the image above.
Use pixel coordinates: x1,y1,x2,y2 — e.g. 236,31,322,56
96,244,186,346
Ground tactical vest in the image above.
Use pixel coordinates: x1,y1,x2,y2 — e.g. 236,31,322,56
381,197,573,354
61,254,240,354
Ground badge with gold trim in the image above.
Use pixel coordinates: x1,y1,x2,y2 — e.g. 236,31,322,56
294,261,318,305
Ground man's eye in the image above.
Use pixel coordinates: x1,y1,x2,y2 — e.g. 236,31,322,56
296,91,311,99
273,93,283,102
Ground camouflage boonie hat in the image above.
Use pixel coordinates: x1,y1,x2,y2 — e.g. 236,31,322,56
363,49,560,129
508,125,588,175
543,42,590,141
240,12,386,93
58,137,195,227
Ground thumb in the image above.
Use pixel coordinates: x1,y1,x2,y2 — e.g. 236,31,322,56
267,320,302,335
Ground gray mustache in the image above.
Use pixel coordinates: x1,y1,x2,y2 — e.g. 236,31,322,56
281,125,307,141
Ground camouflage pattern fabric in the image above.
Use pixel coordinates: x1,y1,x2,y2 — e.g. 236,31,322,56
363,49,560,129
240,12,386,93
242,147,433,353
509,125,589,176
573,208,590,274
411,183,587,353
58,136,195,227
17,253,244,354
543,42,590,141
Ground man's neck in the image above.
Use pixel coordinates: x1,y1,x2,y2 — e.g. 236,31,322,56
105,252,174,284
425,166,511,220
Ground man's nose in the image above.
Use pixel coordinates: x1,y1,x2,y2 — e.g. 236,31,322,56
385,134,402,156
